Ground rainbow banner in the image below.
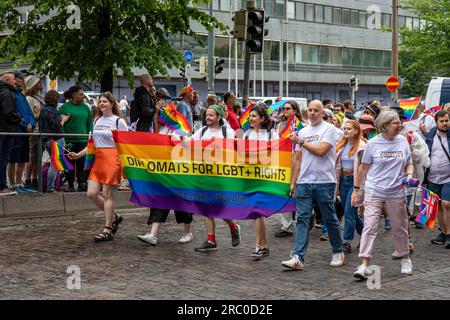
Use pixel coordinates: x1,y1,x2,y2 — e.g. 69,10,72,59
113,131,295,220
400,96,422,121
158,102,192,136
239,103,255,132
50,140,74,171
84,138,95,170
279,116,304,138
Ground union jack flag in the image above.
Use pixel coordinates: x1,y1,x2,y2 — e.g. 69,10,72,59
416,188,440,230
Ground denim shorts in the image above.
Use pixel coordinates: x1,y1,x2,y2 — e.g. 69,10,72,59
427,181,450,202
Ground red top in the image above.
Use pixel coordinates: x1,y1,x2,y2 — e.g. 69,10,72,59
226,106,241,130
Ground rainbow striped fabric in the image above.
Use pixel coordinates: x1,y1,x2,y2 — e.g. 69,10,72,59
158,102,192,136
239,103,255,131
50,140,74,171
84,138,95,170
113,131,295,219
279,116,304,138
400,96,422,121
416,188,440,230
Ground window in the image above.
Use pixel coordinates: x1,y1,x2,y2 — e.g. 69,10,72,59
343,48,362,66
305,4,314,22
215,37,230,58
220,0,230,11
383,51,391,68
351,10,359,27
405,17,413,29
399,16,406,28
275,0,285,18
264,0,274,17
333,7,341,25
419,19,426,30
319,46,330,64
413,18,420,29
301,44,319,64
315,5,324,23
287,43,295,64
364,49,382,68
342,9,351,26
287,1,295,19
359,11,367,28
213,0,219,11
324,6,332,24
264,41,280,61
295,44,302,64
296,2,305,20
329,46,342,64
382,13,391,28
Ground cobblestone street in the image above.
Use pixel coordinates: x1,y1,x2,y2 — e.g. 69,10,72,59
1,208,449,300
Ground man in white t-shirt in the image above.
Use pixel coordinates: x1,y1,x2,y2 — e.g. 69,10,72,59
403,102,436,140
281,100,345,270
190,105,240,252
119,95,129,117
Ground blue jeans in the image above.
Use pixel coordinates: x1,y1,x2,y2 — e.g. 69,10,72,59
0,137,13,190
339,176,364,242
292,183,343,262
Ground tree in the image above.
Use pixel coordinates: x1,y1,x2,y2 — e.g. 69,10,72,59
399,0,450,97
0,1,227,92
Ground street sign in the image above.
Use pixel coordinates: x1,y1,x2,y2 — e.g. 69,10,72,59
184,50,193,63
386,76,400,92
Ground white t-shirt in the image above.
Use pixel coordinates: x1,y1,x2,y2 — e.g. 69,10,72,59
335,127,344,141
340,143,354,170
93,115,128,148
243,129,280,141
428,133,450,184
119,99,128,112
295,121,338,184
362,134,412,198
191,126,235,141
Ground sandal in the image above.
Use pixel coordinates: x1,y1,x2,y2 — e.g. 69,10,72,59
94,226,114,242
112,213,123,235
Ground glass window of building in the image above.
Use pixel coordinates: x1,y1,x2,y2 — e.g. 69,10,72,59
235,0,243,10
287,1,295,19
275,0,285,18
329,46,342,65
351,10,359,27
382,13,391,28
301,44,319,64
287,43,295,64
343,48,362,66
324,6,332,24
295,44,302,64
213,0,219,11
342,9,351,26
419,19,426,30
264,0,274,17
215,37,231,58
264,41,280,61
333,7,342,25
399,15,406,28
359,11,367,28
319,46,330,64
413,18,420,29
220,0,230,11
315,5,324,23
305,3,314,22
296,2,305,20
364,49,382,68
405,16,413,29
383,51,391,68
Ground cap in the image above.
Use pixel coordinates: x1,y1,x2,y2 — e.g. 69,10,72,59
365,104,381,117
207,104,225,126
324,108,334,118
156,88,171,99
25,75,40,90
358,114,376,131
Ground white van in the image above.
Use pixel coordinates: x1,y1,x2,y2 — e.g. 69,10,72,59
238,97,308,109
425,77,450,108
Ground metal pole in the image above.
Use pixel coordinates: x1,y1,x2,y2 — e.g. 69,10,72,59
285,5,289,97
228,0,233,92
242,0,256,106
208,1,215,93
37,135,43,193
253,55,256,96
261,51,264,97
235,38,238,95
391,0,399,103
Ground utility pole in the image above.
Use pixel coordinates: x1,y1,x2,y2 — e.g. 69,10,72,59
208,1,215,93
391,0,399,103
242,0,256,107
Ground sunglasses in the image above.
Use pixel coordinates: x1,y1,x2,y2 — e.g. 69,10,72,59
283,107,293,111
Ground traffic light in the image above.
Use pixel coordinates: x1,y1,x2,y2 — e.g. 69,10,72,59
194,57,208,78
232,10,247,41
179,66,186,79
350,76,359,91
246,9,269,53
214,57,225,74
350,76,356,87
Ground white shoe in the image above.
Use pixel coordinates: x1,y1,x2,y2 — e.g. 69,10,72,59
391,250,402,259
401,258,413,275
178,233,193,244
281,254,303,270
353,264,369,280
137,233,157,245
330,252,345,267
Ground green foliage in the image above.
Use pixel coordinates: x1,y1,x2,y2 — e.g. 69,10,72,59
399,0,450,97
0,0,227,90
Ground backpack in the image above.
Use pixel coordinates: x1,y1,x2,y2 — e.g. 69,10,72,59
200,126,227,139
41,162,63,193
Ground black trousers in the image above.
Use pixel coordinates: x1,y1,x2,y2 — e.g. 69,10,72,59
66,142,87,187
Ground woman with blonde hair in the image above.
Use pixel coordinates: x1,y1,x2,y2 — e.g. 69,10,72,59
69,92,128,242
335,120,366,253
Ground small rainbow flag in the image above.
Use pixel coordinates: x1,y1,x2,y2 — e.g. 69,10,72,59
400,96,422,121
84,137,95,170
50,140,74,171
268,100,288,116
158,102,192,136
239,103,255,132
279,115,303,138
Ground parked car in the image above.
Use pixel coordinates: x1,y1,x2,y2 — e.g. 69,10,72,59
425,77,450,108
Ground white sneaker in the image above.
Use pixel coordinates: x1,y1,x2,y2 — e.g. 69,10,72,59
281,254,303,270
178,233,193,244
391,250,402,259
330,252,345,267
353,264,369,280
401,258,413,275
137,233,157,245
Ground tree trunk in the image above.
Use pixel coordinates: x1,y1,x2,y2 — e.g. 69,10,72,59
100,66,113,93
99,8,113,93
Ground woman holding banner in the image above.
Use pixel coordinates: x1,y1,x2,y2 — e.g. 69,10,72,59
244,105,280,259
68,92,128,242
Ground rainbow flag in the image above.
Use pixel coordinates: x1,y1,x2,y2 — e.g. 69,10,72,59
268,100,288,116
84,138,95,170
400,96,422,121
415,188,440,230
279,116,303,138
239,103,255,131
113,131,295,219
50,140,74,171
158,102,192,136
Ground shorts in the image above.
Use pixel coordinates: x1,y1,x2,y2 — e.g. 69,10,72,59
8,136,30,163
147,208,193,225
427,181,450,202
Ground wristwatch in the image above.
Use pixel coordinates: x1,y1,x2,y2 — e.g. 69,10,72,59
299,139,305,147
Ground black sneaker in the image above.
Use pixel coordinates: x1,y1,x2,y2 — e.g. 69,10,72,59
77,183,87,192
231,225,241,247
343,242,352,254
251,247,270,259
431,232,447,245
274,229,293,237
195,240,218,252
